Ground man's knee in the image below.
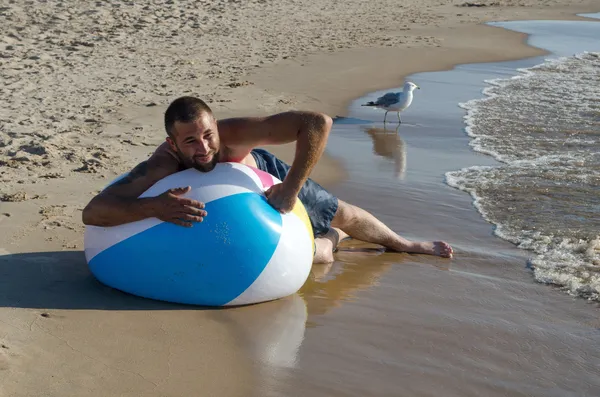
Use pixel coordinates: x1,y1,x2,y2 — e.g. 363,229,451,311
331,200,356,228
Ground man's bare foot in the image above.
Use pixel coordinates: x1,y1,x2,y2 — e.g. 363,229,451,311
399,241,454,258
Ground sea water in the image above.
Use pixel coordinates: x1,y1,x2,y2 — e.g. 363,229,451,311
446,15,600,300
264,17,600,397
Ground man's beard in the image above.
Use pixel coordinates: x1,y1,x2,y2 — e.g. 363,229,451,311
191,151,219,173
176,147,220,173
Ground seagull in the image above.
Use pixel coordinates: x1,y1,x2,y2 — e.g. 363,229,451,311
361,81,420,123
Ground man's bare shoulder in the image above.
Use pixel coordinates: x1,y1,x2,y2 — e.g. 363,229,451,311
101,142,181,198
153,141,181,164
138,141,182,178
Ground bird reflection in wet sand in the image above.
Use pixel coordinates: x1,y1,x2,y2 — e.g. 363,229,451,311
363,124,407,180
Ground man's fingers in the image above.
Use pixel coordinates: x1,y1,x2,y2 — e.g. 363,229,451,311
183,205,207,217
171,218,193,227
266,195,280,209
179,198,205,209
178,213,204,222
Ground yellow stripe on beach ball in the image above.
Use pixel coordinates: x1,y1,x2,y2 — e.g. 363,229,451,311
291,199,314,246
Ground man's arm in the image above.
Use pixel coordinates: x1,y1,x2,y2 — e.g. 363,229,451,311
219,110,333,195
82,149,206,227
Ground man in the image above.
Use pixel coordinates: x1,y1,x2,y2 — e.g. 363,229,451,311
82,96,453,262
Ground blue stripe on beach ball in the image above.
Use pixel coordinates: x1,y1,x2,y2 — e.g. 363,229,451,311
88,192,282,306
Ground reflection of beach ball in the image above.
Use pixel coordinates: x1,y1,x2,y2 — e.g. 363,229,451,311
84,162,314,306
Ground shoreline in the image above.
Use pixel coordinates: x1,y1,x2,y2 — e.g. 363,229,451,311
245,5,600,186
248,6,600,120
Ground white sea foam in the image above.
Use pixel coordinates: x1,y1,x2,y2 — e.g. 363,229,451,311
447,52,600,300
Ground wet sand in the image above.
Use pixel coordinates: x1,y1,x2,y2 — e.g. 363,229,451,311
291,18,600,396
2,1,600,396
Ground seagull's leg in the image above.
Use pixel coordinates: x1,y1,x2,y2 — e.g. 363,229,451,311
383,110,388,124
397,112,402,124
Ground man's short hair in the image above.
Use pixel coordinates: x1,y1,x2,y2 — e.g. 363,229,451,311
164,96,213,137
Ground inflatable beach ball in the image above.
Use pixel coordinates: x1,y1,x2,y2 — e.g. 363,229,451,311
84,162,315,306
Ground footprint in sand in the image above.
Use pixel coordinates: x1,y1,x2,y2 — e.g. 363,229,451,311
0,192,45,202
0,344,10,371
37,205,77,231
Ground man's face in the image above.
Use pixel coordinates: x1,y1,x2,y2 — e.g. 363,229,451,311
167,112,220,172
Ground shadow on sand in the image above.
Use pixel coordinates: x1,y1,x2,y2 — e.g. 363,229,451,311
0,248,393,312
0,250,202,310
0,239,442,312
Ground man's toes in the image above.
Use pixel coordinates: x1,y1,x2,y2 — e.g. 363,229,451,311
443,243,453,258
435,242,453,258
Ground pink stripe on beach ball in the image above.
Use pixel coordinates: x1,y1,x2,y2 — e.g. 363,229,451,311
249,166,276,189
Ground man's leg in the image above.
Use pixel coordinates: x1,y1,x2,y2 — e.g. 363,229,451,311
248,149,451,258
331,200,453,258
313,228,349,264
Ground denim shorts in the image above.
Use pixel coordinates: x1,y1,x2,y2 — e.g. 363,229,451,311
251,148,339,237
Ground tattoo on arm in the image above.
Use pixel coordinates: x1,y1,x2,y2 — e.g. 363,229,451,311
112,161,149,187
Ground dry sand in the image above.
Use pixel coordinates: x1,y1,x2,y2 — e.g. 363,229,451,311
1,0,599,396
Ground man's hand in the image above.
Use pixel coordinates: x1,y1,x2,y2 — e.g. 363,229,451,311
264,183,298,213
149,186,207,227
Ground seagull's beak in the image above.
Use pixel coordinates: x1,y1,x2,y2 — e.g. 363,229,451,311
416,85,420,89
